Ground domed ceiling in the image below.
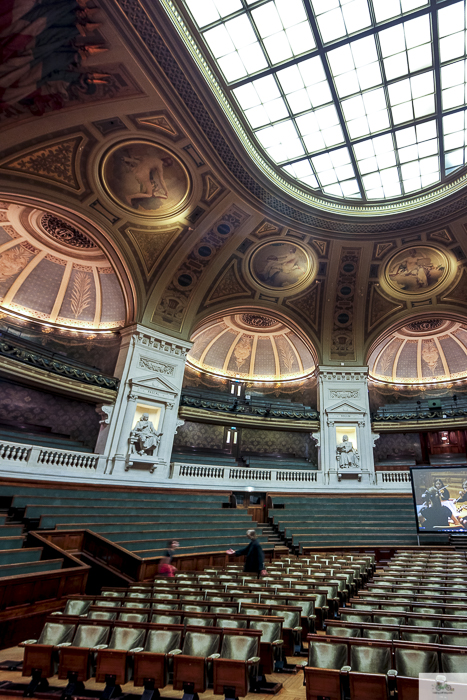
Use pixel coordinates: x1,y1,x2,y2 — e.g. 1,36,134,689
368,319,467,385
187,313,316,381
0,203,126,330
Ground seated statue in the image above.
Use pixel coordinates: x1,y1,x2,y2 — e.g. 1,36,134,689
336,434,360,469
130,413,161,456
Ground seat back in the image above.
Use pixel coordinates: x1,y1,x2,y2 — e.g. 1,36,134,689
107,626,146,651
217,617,248,629
401,631,439,644
181,604,208,612
326,625,361,637
71,624,110,648
88,611,117,621
182,630,220,657
63,600,91,616
144,629,182,653
362,628,398,641
308,639,347,669
249,620,281,643
394,645,439,677
350,643,392,674
441,635,467,647
374,615,404,625
123,601,149,609
118,612,148,623
151,614,182,625
220,633,260,661
38,622,75,645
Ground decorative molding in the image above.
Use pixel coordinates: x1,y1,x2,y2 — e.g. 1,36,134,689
329,390,360,399
201,172,224,205
331,248,360,359
138,356,176,375
0,136,84,191
133,329,190,358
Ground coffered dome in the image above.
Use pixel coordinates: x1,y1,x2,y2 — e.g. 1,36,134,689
187,313,316,381
0,203,127,330
368,319,467,385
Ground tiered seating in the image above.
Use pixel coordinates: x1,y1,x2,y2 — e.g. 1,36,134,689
0,425,92,453
244,456,315,471
171,452,240,467
3,483,269,558
308,548,467,700
0,514,63,579
269,495,417,549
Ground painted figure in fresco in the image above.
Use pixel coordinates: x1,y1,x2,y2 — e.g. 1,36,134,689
122,153,173,206
389,248,445,292
336,434,360,469
260,246,306,287
130,413,161,455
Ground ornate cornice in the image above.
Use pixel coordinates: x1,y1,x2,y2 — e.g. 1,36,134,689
115,0,467,234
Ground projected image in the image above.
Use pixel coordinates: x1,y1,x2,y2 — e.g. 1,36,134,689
411,467,467,533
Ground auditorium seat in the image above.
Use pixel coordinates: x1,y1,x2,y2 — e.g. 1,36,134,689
95,624,146,692
393,642,439,700
172,627,221,695
133,625,184,694
345,639,393,700
213,630,262,698
305,637,348,700
57,622,112,693
21,621,76,696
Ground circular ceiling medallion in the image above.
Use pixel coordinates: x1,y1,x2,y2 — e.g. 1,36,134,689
381,245,453,299
241,314,277,328
405,319,445,334
247,240,315,292
99,139,191,218
40,214,96,249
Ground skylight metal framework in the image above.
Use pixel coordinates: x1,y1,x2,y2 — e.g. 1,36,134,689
176,0,467,202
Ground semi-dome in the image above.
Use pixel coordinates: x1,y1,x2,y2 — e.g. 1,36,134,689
0,203,126,330
187,313,316,381
368,319,467,385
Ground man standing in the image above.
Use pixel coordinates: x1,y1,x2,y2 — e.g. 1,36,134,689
226,530,267,578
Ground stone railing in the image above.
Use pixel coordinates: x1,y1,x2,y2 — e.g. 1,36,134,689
376,470,411,485
172,462,321,489
0,439,101,475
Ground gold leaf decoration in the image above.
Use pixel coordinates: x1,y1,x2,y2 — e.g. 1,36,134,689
278,338,295,373
70,271,92,318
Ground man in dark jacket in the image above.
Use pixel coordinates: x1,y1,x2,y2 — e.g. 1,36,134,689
226,529,267,578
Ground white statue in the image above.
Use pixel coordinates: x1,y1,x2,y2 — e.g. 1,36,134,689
336,434,360,469
130,413,162,456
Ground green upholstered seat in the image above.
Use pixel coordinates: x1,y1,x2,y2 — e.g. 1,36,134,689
416,607,443,615
341,613,371,623
181,604,208,612
441,635,467,646
38,622,75,645
349,644,391,674
71,624,110,648
118,612,148,623
362,628,397,640
211,606,238,614
182,630,220,657
153,592,178,599
394,647,438,677
442,619,467,629
220,634,258,661
88,611,118,621
352,603,377,610
308,640,347,669
101,591,121,598
249,620,281,644
107,626,145,651
410,617,440,628
63,599,91,616
123,601,149,609
184,616,215,627
217,617,248,629
126,592,151,599
380,604,409,612
326,626,361,637
97,599,121,608
374,615,404,625
151,614,182,625
144,629,182,653
401,632,439,644
153,603,178,610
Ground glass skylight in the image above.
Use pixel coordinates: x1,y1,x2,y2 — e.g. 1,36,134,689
180,0,467,202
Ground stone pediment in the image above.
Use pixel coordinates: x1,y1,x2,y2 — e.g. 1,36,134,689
130,374,178,396
326,400,365,414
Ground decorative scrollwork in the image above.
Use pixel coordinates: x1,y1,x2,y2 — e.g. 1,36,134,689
41,214,96,249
